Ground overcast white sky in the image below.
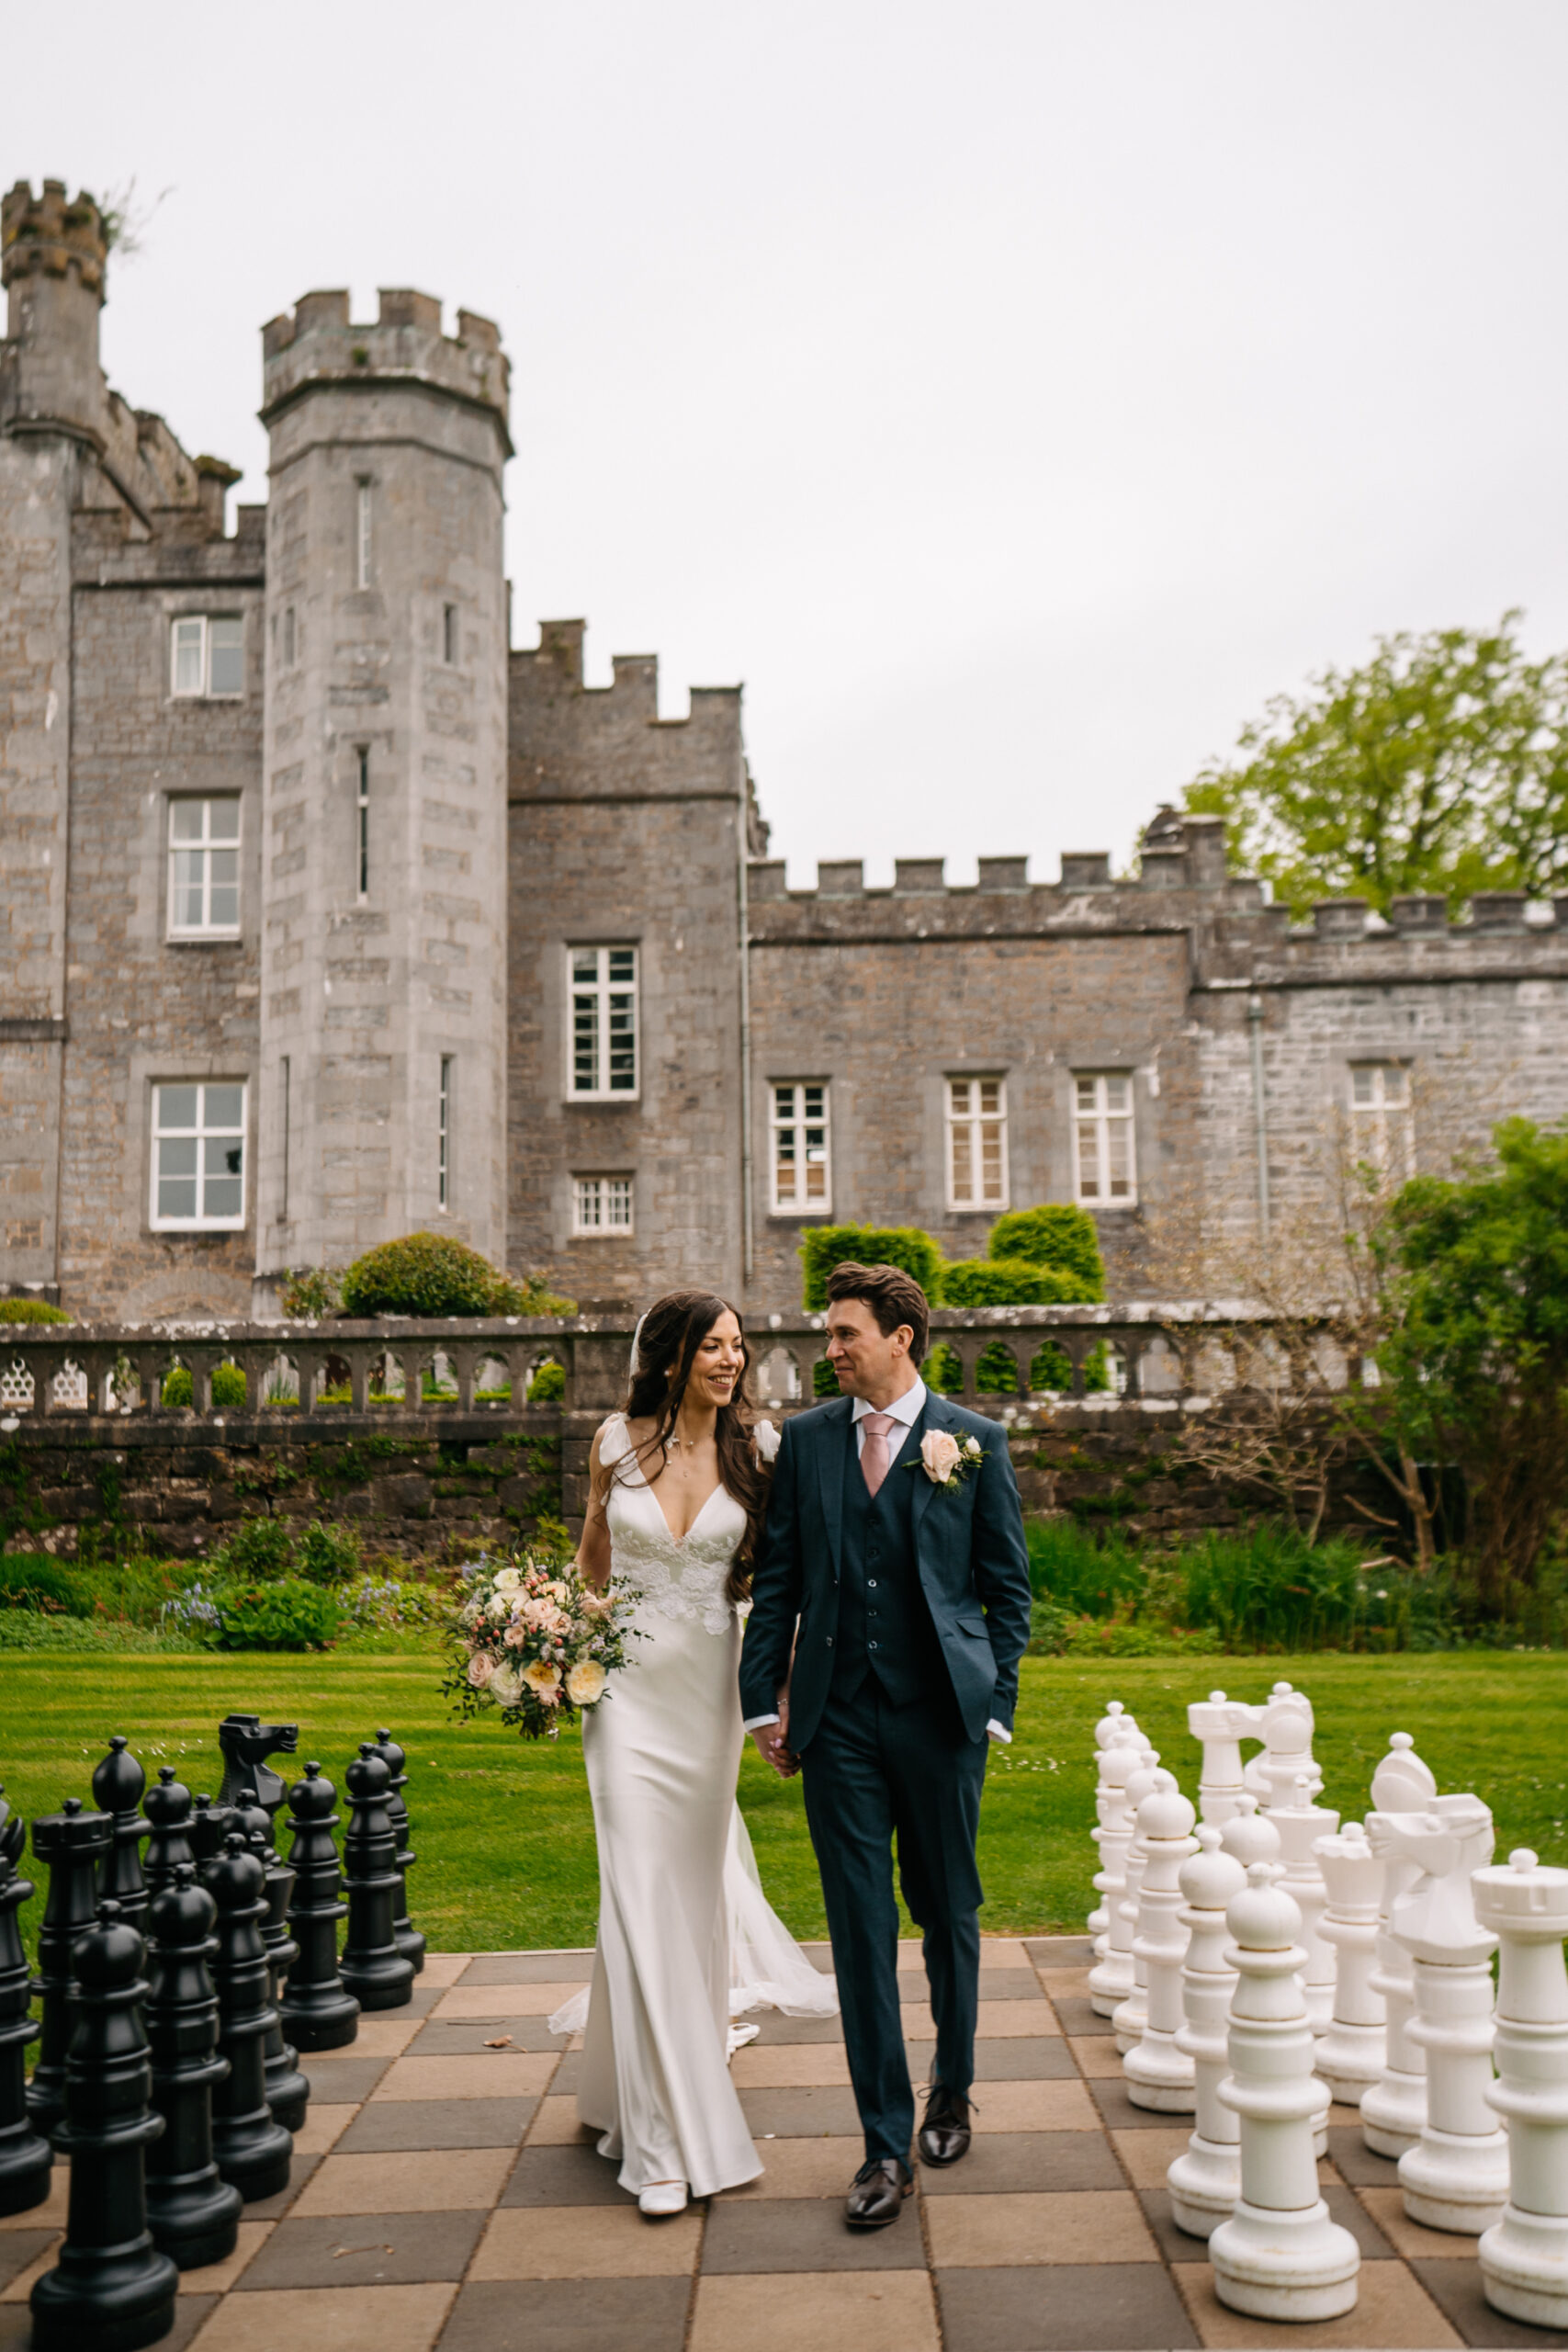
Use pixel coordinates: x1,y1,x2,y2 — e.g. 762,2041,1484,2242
8,3,1568,885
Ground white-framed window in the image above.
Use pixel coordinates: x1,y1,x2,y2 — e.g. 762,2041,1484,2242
355,481,373,590
166,797,241,938
1349,1062,1415,1178
170,615,243,699
946,1075,1008,1209
151,1081,247,1230
438,1056,453,1209
570,945,638,1098
1074,1071,1136,1204
573,1174,634,1236
771,1082,831,1214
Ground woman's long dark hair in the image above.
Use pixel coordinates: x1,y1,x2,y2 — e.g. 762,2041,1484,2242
619,1288,772,1603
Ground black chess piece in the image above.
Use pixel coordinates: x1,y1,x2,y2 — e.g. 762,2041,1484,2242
372,1728,426,1975
232,1786,309,2133
206,1833,293,2200
30,1898,178,2352
215,1714,299,1822
279,1763,359,2052
27,1799,112,2134
0,1788,51,2217
143,1863,242,2270
141,1770,195,1901
187,1794,233,1871
339,1745,414,2011
91,1736,150,1930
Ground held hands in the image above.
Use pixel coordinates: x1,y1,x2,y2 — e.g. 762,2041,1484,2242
750,1684,799,1780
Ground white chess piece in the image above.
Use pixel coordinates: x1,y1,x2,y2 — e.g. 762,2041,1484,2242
1188,1690,1266,1827
1473,1847,1568,2328
1219,1792,1327,2156
1168,1825,1247,2237
1360,1731,1438,2157
1124,1772,1200,2111
1111,1751,1168,2054
1095,1698,1141,1750
1245,1685,1321,1812
1089,1730,1140,1953
1271,1773,1340,2035
1370,1795,1509,2233
1089,1742,1157,2023
1209,1862,1360,2322
1313,1821,1386,2105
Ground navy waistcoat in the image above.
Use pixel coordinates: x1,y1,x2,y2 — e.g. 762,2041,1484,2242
830,1417,944,1707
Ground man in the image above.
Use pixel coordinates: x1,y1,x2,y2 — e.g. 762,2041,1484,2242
740,1261,1032,2227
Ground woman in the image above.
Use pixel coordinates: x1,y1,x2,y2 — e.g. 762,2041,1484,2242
553,1290,837,2215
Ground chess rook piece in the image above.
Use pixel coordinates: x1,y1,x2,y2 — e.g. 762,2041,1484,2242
1189,1691,1265,1827
372,1729,425,1975
28,1799,112,2134
141,1771,195,1902
29,1899,178,2352
1124,1770,1199,2112
339,1746,415,2011
1244,1684,1320,1811
216,1714,299,1822
1270,1774,1339,2035
279,1763,359,2052
1313,1821,1385,2105
1473,1849,1568,2330
1089,1742,1156,2028
1168,1824,1247,2238
92,1736,150,1931
143,1863,242,2269
1209,1863,1360,2322
0,1789,51,2217
187,1795,233,1871
207,1834,293,2201
1360,1732,1438,2157
1371,1794,1509,2233
232,1786,309,2133
1089,1733,1139,1961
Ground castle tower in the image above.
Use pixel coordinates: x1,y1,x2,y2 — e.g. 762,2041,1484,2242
255,289,512,1288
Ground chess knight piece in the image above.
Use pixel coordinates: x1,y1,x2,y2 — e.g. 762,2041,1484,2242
215,1714,299,1822
1472,1847,1568,2327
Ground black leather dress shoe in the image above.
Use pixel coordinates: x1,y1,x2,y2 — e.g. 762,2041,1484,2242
918,2083,973,2166
845,2155,914,2228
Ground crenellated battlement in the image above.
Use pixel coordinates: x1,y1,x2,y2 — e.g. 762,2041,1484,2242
259,286,510,447
509,622,744,800
1,180,106,296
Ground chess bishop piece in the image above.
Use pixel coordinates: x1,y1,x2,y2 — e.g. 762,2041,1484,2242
207,1835,293,2201
1360,1731,1437,2157
1472,1847,1568,2327
28,1800,112,2134
372,1729,425,1975
1124,1772,1199,2111
279,1763,359,2052
1189,1691,1265,1827
339,1746,415,2011
92,1736,150,1931
143,1863,242,2269
0,1790,51,2216
1270,1775,1339,2035
1209,1864,1360,2322
1168,1826,1247,2238
1313,1821,1385,2105
1089,1734,1139,1963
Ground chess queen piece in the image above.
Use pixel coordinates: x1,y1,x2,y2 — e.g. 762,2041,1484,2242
1209,1864,1360,2323
339,1746,415,2011
372,1729,425,1974
0,1791,51,2217
1089,1734,1139,1962
279,1763,359,2052
1104,1745,1161,2045
1168,1825,1247,2238
1473,1848,1568,2330
1313,1821,1385,2105
207,1835,293,2201
1124,1772,1199,2111
1270,1775,1339,2035
1360,1731,1438,2157
29,1900,178,2352
1244,1685,1319,1812
141,1770,195,1903
1189,1691,1265,1827
28,1799,112,2134
92,1736,150,1932
143,1863,242,2270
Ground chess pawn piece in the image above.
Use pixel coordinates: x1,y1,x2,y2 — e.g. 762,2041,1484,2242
1089,1734,1139,1960
141,1770,195,1902
1090,1743,1157,2030
92,1736,150,1931
339,1746,415,2011
231,1790,309,2135
1219,1791,1280,1873
1372,1795,1509,2233
1473,1849,1568,2331
143,1863,242,2269
1270,1775,1339,2034
1168,1825,1247,2237
1124,1772,1200,2111
207,1834,293,2201
1094,1698,1141,1750
372,1729,425,1974
27,1798,112,2134
1313,1822,1385,2105
1209,1864,1360,2322
279,1764,359,2052
0,1791,51,2217
1245,1686,1321,1812
1360,1731,1438,2158
29,1899,178,2352
1188,1691,1265,1827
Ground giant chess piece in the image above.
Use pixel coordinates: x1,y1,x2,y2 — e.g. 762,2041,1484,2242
1314,1821,1385,2105
1094,1698,1141,1751
215,1713,299,1823
141,1770,195,1903
1089,1732,1139,1963
0,1789,51,2217
1189,1691,1265,1827
1370,1794,1509,2233
92,1736,150,1931
1209,1863,1360,2323
1244,1684,1320,1812
339,1745,415,2011
1168,1825,1247,2238
28,1799,112,2134
279,1763,359,2052
1271,1774,1339,2035
207,1834,293,2201
1473,1848,1568,2331
373,1729,425,1975
143,1863,242,2270
232,1787,309,2133
30,1899,178,2352
1124,1771,1199,2110
187,1795,233,1872
1097,1742,1159,2038
1220,1793,1328,2158
1360,1731,1438,2157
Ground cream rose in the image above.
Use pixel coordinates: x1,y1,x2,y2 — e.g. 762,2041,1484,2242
566,1658,608,1707
492,1566,523,1593
467,1650,495,1688
919,1430,963,1484
489,1658,524,1705
488,1594,513,1621
522,1658,562,1703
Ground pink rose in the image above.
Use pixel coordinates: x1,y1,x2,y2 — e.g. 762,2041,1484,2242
467,1651,495,1688
919,1430,963,1484
503,1623,528,1647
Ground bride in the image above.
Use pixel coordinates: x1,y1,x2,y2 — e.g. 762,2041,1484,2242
552,1289,837,2215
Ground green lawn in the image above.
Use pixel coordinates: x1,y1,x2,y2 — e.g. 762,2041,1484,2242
0,1649,1563,1951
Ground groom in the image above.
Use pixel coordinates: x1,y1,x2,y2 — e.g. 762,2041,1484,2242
741,1261,1032,2227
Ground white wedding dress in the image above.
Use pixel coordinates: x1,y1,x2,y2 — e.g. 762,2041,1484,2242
548,1411,837,2198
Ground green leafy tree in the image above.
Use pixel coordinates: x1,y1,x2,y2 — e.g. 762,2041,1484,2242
798,1224,946,1312
1183,616,1568,916
987,1206,1105,1299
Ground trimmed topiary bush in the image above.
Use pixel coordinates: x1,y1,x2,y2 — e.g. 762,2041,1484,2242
987,1205,1105,1298
799,1224,946,1312
526,1360,565,1403
942,1256,1086,1308
339,1231,572,1319
161,1363,246,1408
0,1297,71,1325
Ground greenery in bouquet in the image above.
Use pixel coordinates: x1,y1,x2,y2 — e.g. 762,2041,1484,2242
443,1552,639,1738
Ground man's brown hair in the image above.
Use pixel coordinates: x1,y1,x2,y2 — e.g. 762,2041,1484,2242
824,1261,931,1366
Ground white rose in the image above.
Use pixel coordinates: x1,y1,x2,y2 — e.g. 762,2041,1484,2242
522,1658,562,1704
490,1658,524,1705
964,1436,982,1458
488,1594,512,1621
753,1419,781,1464
493,1566,523,1592
919,1430,963,1484
566,1658,608,1706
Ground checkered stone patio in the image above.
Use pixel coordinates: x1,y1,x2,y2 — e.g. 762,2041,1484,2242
2,1937,1561,2352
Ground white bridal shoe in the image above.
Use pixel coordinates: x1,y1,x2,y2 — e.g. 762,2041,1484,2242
637,2179,689,2218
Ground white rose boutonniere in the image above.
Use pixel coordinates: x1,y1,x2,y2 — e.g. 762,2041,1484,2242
753,1418,781,1464
914,1428,987,1492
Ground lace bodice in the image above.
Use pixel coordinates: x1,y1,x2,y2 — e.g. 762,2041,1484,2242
601,1412,746,1639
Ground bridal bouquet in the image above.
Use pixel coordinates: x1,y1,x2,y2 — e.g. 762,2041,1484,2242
442,1553,639,1740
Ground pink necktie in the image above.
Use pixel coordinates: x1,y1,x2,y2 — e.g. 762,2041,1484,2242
861,1412,896,1498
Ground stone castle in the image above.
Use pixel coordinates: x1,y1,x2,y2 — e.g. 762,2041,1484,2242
4,178,1566,1325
